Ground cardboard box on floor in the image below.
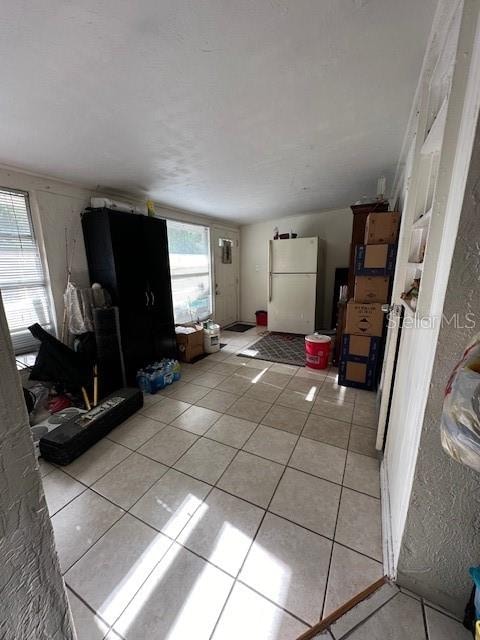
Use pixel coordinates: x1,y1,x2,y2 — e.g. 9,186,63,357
345,301,384,337
339,334,382,390
339,359,377,389
176,325,204,362
355,244,396,276
341,334,382,362
364,212,400,245
354,276,390,303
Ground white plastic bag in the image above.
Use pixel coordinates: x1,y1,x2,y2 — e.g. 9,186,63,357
441,333,480,472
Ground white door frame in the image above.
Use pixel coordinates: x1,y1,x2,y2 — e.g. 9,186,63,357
378,0,480,577
211,225,240,327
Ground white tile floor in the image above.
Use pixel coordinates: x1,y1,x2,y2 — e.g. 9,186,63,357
42,326,385,640
318,582,471,640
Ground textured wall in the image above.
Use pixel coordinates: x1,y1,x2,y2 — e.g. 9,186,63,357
397,118,480,616
0,293,76,640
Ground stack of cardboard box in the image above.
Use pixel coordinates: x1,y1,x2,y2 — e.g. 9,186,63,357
339,212,400,390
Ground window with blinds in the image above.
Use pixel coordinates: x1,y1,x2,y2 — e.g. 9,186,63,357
0,188,53,353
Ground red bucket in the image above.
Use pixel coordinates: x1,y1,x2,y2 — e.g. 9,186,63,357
305,334,331,369
255,310,268,327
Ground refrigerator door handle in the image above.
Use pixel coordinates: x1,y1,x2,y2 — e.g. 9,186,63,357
268,240,273,302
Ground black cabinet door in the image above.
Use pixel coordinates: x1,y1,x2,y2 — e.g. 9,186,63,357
142,217,177,360
108,213,154,377
142,217,175,325
82,212,118,295
109,212,148,308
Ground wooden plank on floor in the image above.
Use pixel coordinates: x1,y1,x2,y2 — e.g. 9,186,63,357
295,576,387,640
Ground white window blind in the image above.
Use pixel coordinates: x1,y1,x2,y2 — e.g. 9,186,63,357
166,220,212,324
0,188,53,353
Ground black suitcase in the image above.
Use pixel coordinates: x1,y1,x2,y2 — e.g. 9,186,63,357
39,388,143,465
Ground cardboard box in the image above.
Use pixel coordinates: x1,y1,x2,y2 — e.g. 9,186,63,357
341,334,382,364
355,244,396,276
339,334,382,389
345,301,384,337
364,212,400,245
354,276,390,303
176,326,204,362
338,358,377,390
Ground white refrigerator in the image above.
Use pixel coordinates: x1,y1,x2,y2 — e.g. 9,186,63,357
267,237,323,334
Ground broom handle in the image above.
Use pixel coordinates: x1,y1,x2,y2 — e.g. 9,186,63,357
81,386,91,411
93,365,98,407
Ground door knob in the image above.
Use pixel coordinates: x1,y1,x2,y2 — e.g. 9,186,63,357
381,303,401,314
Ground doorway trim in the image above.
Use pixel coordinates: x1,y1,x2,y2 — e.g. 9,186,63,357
211,225,240,328
379,0,480,577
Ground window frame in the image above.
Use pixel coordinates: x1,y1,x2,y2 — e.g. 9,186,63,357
0,186,55,354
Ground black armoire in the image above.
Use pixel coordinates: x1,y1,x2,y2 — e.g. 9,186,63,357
82,208,177,384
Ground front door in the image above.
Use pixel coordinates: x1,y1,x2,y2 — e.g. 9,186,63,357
212,227,239,328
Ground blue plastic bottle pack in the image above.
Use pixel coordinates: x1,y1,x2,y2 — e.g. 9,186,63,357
136,358,181,394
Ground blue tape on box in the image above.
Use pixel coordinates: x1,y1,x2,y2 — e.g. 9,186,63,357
355,244,397,276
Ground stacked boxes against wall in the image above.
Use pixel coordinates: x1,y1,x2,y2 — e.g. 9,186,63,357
339,212,400,389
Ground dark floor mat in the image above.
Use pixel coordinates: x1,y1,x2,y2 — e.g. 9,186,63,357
238,332,306,366
225,323,255,333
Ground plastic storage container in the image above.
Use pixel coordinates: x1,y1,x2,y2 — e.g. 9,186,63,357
305,334,331,370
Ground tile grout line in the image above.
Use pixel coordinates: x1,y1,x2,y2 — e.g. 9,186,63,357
60,365,367,531
319,411,353,622
421,597,430,640
56,364,353,515
71,449,230,636
50,342,260,627
207,404,308,640
334,590,401,640
52,344,377,637
103,359,285,637
53,442,382,583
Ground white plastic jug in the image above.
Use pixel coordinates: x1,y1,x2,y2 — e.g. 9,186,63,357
203,323,221,353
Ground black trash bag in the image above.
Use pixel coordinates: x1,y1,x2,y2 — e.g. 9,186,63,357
28,323,92,387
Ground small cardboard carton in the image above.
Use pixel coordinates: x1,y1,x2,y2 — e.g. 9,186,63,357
364,212,400,245
354,276,390,303
338,359,377,390
176,325,204,363
355,244,396,276
345,301,384,337
341,334,382,364
339,334,381,389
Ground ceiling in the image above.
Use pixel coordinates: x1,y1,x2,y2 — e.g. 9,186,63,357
0,0,437,223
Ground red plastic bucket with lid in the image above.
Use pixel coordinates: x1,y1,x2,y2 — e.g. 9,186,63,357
305,333,331,369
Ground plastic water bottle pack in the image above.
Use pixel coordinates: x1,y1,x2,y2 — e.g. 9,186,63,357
136,359,181,394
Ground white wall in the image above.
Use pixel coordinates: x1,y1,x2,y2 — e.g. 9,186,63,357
239,208,352,328
0,166,238,334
